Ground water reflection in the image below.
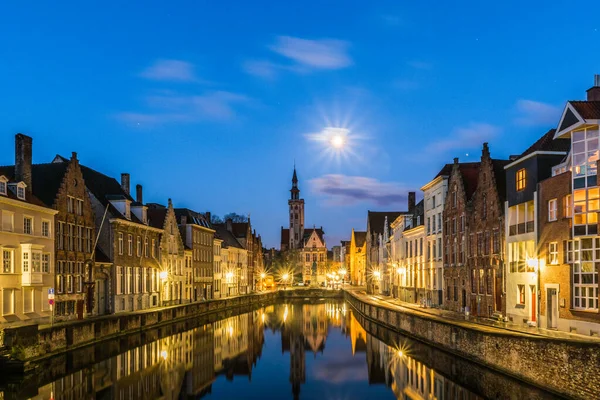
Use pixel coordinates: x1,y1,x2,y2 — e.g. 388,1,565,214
3,301,560,400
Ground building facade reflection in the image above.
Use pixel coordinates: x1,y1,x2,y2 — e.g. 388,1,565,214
8,301,548,400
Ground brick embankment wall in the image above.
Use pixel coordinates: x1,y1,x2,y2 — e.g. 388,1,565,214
1,291,279,365
345,290,600,400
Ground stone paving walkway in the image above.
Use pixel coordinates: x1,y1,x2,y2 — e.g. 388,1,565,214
345,286,600,343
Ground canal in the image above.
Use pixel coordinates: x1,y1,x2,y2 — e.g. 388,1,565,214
1,300,564,400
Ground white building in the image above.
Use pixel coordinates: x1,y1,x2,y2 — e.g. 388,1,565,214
420,165,451,306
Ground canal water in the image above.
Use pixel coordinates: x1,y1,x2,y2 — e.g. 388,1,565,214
1,300,563,400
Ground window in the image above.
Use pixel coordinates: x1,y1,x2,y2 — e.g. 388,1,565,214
570,238,599,310
117,266,123,294
548,199,557,221
2,211,13,232
0,180,5,195
128,235,133,256
23,252,29,272
516,169,526,191
548,242,558,265
479,269,485,294
432,195,436,208
482,194,487,220
57,222,64,249
452,188,457,208
67,196,75,213
32,252,41,272
437,238,442,260
137,236,142,257
76,199,84,216
17,186,25,199
144,237,149,257
517,284,525,304
2,250,13,273
23,216,32,234
118,233,124,255
427,217,430,234
471,269,477,293
564,194,572,218
151,239,156,258
2,289,14,315
67,275,73,293
23,288,34,313
486,269,493,294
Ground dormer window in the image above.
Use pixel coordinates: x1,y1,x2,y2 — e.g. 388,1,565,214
8,182,26,200
17,186,24,199
0,176,7,195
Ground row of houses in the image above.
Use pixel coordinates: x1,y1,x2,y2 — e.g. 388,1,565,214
342,76,600,336
0,134,263,325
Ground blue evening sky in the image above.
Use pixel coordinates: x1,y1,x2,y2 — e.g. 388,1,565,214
1,1,599,248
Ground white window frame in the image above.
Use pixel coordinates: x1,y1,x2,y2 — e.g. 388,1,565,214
17,185,25,200
517,284,525,305
548,199,558,221
128,234,133,256
548,242,559,265
23,215,33,235
0,177,6,195
568,238,599,311
2,288,15,315
76,199,84,216
22,251,29,272
2,249,14,273
41,219,50,237
118,233,124,255
137,236,141,257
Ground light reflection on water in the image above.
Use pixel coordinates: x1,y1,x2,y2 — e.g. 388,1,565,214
2,301,561,400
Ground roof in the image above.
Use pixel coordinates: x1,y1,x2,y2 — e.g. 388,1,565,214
492,159,510,204
367,211,403,236
94,247,111,263
79,165,134,206
456,162,481,200
213,224,243,249
570,101,600,119
303,227,324,244
280,228,289,246
147,208,167,229
174,208,211,228
353,231,367,247
231,222,249,238
0,164,55,208
519,129,570,158
434,163,453,179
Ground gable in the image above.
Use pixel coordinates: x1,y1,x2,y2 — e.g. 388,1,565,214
555,103,584,138
306,230,324,248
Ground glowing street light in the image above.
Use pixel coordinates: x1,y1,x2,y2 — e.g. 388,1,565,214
160,350,168,360
159,271,168,281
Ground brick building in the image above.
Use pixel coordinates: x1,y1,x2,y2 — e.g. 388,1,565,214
467,143,509,318
443,158,480,313
82,170,162,314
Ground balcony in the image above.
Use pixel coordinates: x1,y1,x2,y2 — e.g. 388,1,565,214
509,221,535,236
22,272,44,286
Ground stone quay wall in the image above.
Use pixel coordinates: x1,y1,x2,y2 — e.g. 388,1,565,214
344,290,600,400
1,291,279,365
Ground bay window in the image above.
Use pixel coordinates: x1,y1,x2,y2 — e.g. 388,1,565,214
568,239,599,310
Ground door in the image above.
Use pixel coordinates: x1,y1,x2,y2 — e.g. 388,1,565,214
548,288,558,329
96,279,106,315
76,300,84,319
530,285,536,322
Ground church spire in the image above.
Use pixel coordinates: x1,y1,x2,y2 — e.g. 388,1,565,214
290,165,300,200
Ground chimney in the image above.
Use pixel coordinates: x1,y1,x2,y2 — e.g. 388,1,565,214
482,142,490,158
71,152,78,161
587,74,600,101
408,191,416,214
181,215,187,225
15,134,33,191
226,218,233,232
136,184,143,204
121,173,130,195
453,157,459,164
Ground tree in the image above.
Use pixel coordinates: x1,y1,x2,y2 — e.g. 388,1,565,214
210,214,223,224
223,212,248,222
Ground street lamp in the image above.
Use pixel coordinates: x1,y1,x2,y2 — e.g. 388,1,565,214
282,273,289,290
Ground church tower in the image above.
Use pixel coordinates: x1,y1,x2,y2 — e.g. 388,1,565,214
288,166,305,249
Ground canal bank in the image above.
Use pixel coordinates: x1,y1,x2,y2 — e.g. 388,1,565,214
344,288,600,400
0,288,342,368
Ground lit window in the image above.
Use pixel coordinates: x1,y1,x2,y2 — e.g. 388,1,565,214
548,199,557,221
516,169,526,191
2,250,13,273
517,284,525,305
548,242,558,265
563,195,572,218
568,239,599,310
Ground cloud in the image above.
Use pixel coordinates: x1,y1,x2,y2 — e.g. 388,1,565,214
514,99,560,126
429,122,501,154
244,35,352,78
140,59,197,82
116,90,250,125
270,36,352,69
309,174,412,206
407,60,433,70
